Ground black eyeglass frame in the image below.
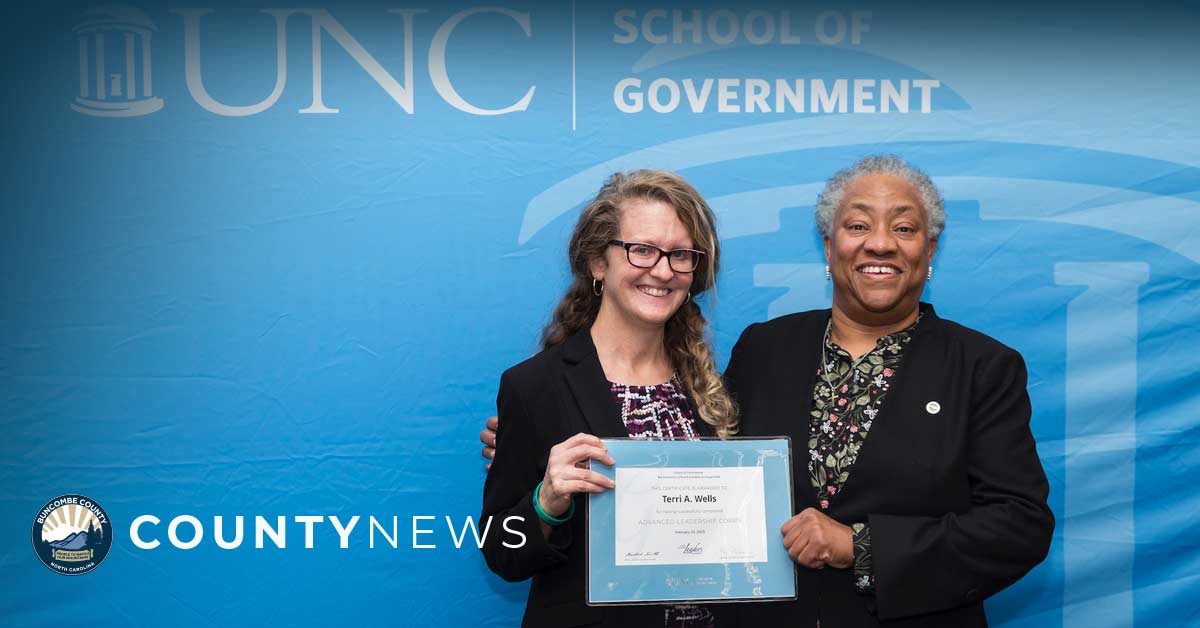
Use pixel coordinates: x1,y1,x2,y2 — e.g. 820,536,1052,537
608,240,706,273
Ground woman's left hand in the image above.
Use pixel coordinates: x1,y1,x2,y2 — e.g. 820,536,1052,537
781,507,855,569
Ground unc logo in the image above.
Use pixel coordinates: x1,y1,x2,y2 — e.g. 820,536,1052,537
31,494,114,575
71,4,164,117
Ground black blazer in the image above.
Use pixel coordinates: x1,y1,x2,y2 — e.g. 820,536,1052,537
480,329,721,628
726,303,1054,627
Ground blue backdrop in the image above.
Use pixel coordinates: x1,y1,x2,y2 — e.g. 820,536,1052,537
2,1,1197,626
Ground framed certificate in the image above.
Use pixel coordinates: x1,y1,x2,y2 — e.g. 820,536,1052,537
586,437,796,605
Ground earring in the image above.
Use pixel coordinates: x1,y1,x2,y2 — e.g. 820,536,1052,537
592,278,603,296
825,265,831,281
686,291,692,303
927,267,932,281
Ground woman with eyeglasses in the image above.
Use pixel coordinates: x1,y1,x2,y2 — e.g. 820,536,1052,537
479,171,737,627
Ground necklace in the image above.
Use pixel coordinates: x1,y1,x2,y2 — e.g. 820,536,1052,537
821,319,868,402
821,313,924,401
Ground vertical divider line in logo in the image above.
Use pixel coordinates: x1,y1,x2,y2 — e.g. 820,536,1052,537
571,0,576,131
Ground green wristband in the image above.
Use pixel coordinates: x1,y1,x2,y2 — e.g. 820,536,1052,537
533,481,575,525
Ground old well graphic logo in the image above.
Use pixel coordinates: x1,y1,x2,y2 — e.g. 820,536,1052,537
32,494,113,575
72,4,163,117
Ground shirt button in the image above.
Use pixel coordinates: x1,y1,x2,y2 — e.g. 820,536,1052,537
925,401,941,414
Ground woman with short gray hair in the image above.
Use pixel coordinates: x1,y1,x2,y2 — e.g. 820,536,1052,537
729,154,1051,626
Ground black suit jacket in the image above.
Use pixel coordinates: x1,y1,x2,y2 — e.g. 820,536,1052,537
726,303,1053,627
481,329,721,627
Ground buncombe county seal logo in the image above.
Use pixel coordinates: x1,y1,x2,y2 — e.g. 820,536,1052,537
32,494,113,575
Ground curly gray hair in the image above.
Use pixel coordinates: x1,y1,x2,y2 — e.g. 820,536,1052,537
814,155,945,239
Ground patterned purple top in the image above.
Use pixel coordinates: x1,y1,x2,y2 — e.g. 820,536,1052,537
610,374,701,441
609,374,716,628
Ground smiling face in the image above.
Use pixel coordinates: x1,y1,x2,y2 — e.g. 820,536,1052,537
824,172,937,326
590,198,695,332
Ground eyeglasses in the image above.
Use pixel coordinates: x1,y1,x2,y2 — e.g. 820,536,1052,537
609,240,705,273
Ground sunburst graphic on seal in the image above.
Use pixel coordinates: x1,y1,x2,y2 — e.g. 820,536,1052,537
32,494,113,575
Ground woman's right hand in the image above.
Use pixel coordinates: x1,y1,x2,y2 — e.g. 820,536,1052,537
538,433,616,517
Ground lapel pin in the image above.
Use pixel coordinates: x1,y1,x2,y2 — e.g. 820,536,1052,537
925,401,941,414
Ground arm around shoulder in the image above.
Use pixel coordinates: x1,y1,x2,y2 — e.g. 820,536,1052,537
723,322,761,402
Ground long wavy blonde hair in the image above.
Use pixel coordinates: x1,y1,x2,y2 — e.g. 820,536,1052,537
541,170,738,438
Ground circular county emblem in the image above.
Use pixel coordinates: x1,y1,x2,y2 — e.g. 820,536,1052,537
31,494,113,575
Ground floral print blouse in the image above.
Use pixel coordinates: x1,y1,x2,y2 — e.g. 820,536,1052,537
809,316,919,594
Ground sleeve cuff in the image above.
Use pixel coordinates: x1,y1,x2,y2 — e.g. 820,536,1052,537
852,522,876,594
544,501,573,551
520,490,573,562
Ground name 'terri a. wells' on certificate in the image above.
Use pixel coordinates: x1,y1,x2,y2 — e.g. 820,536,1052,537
614,467,769,566
660,493,719,504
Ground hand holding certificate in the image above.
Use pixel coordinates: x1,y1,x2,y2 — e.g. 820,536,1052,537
587,438,796,605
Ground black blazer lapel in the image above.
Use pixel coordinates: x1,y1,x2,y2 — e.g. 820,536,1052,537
780,312,827,511
561,330,628,438
834,302,945,505
783,312,826,435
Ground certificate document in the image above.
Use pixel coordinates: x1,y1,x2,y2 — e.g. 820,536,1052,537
614,466,767,566
587,438,795,605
